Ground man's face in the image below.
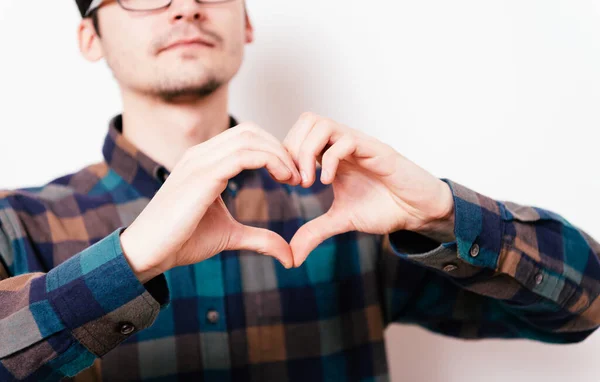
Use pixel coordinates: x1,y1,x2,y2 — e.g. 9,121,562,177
85,0,251,100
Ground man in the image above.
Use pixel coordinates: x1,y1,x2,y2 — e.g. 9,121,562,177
0,0,598,380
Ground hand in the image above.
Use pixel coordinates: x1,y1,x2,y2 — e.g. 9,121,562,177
283,113,455,267
120,123,302,283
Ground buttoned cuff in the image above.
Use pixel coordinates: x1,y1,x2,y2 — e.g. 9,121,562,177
46,228,170,356
389,179,505,278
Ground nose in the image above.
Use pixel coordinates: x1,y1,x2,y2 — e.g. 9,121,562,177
168,0,207,23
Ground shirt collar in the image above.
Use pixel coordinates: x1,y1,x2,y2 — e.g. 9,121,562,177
102,114,239,199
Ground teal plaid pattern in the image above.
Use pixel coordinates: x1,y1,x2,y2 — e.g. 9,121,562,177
0,114,599,381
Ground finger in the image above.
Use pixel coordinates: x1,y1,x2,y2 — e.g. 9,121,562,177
228,223,294,269
192,124,302,185
297,119,344,187
289,210,350,267
282,112,320,168
230,132,301,185
320,135,358,184
226,134,300,185
200,121,277,150
217,149,292,183
234,126,302,185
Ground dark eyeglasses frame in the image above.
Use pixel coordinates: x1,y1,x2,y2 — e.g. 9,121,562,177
85,0,237,17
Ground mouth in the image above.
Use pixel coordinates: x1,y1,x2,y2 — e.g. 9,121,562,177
159,37,216,53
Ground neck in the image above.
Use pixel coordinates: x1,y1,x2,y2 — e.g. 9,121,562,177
120,85,231,171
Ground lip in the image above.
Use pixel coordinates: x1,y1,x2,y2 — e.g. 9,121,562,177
159,37,215,53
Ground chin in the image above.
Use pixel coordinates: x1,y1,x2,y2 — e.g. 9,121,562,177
155,78,223,101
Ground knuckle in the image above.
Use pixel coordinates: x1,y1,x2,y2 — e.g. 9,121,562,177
241,122,261,134
235,121,254,129
284,139,298,152
315,119,334,135
300,111,317,121
240,151,264,168
232,123,251,136
344,134,358,146
282,135,292,148
297,145,310,159
345,125,359,135
238,129,256,142
233,152,247,167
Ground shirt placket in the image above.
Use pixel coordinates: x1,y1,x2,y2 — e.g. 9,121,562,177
193,251,231,378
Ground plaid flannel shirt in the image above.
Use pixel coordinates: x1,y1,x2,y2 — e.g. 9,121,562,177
1,114,599,381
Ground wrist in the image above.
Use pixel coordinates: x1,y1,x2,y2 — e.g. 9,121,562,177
120,227,165,284
415,182,456,243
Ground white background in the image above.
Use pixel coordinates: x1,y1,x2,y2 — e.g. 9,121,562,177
1,1,599,381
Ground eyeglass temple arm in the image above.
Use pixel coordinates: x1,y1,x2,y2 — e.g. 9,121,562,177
84,0,104,17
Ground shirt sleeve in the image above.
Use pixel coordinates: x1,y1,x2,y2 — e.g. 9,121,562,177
0,212,170,381
380,179,600,343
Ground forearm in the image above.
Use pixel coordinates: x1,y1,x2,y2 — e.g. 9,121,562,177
0,228,169,380
389,180,600,338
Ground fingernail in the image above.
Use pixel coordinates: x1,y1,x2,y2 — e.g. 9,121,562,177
321,170,330,183
301,171,308,184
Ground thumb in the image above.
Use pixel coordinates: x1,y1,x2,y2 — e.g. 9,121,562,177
227,223,294,269
290,210,349,267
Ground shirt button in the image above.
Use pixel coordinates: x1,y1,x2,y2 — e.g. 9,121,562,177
118,322,135,335
206,310,220,324
228,181,238,192
469,243,480,258
442,263,458,272
534,273,544,285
